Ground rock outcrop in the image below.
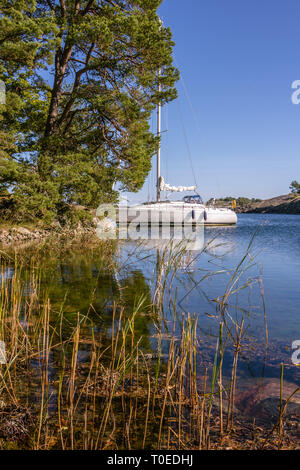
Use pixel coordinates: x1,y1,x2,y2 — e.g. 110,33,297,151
235,378,300,423
241,194,300,214
0,219,100,245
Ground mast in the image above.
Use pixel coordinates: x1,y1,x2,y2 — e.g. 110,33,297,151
157,68,162,202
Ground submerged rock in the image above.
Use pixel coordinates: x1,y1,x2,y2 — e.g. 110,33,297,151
0,405,34,442
250,397,300,423
235,378,300,423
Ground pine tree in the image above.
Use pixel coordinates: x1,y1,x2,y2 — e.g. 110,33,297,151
0,0,178,223
0,0,56,205
290,181,300,195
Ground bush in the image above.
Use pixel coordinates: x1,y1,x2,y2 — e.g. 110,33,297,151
290,181,300,194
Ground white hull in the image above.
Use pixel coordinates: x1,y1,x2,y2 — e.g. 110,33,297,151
205,207,237,225
117,202,237,226
132,66,238,228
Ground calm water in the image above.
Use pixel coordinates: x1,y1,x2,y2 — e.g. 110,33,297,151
117,214,300,381
204,213,300,340
13,213,300,385
123,213,300,336
1,211,300,447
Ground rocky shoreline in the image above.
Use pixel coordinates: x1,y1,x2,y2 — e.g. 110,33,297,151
0,220,100,245
210,194,300,214
238,194,300,214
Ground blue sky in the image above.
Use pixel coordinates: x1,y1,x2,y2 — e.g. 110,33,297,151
126,0,300,203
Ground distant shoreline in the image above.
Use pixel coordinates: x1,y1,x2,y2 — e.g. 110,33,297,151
211,194,300,214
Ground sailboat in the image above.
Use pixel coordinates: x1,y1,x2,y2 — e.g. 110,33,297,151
118,73,237,227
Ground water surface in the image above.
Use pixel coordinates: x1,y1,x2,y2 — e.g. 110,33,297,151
9,214,300,384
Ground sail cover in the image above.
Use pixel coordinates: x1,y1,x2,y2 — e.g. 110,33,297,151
159,177,196,193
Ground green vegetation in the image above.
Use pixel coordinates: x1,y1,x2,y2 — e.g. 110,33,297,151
207,196,262,208
0,238,297,449
0,0,178,224
290,181,300,195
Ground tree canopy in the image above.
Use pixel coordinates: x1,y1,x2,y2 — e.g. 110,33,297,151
206,196,262,207
290,181,300,195
0,0,178,223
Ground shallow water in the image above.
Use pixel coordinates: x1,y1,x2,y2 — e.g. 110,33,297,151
117,214,300,382
25,213,298,383
1,213,300,447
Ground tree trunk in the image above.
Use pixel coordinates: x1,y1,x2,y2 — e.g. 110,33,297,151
45,45,74,136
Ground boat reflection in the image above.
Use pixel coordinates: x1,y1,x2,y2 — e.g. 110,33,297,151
136,225,204,252
121,224,204,273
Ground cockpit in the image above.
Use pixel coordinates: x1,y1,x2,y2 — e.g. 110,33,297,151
183,195,203,204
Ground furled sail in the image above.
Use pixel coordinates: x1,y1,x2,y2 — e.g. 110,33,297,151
159,176,196,193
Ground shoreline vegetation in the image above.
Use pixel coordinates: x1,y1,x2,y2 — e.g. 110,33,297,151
1,193,300,244
1,1,300,451
0,238,299,450
1,192,300,245
208,193,300,215
0,2,178,226
0,216,99,245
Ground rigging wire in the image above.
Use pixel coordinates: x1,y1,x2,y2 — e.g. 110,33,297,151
174,55,224,200
176,98,198,190
175,57,203,139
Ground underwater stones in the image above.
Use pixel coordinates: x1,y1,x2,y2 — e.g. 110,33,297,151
235,378,300,423
0,405,34,442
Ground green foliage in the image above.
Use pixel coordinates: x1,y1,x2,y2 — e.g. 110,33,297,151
207,196,262,207
0,0,178,223
290,180,300,195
